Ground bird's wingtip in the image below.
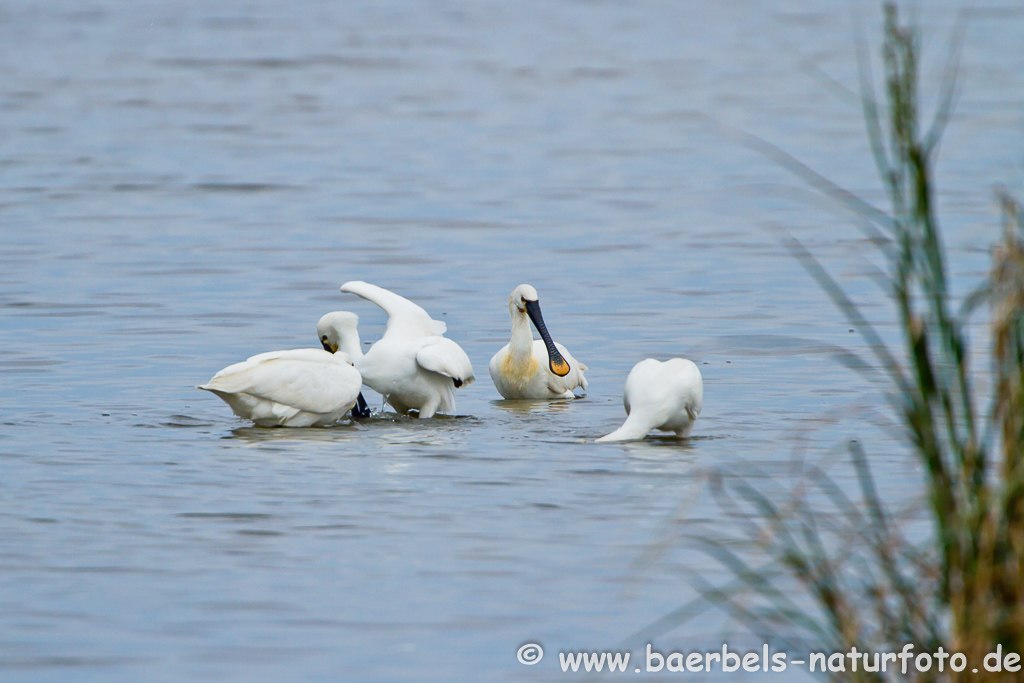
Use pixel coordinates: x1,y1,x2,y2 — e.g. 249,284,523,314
340,280,374,294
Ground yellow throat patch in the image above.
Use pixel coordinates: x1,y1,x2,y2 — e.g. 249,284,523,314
500,353,539,389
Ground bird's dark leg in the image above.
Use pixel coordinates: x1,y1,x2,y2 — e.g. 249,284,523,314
351,393,371,419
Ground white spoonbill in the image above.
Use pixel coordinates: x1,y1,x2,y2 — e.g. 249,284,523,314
489,284,588,399
596,358,703,442
337,281,475,418
198,317,363,427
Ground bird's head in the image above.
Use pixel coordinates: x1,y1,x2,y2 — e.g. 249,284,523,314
316,311,359,353
509,283,539,315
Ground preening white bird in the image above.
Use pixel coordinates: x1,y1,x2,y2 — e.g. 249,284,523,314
198,316,363,427
316,311,371,418
488,284,588,400
596,358,703,442
336,281,475,418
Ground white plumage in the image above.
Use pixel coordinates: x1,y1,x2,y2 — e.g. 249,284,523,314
489,284,588,399
198,343,362,428
336,281,475,418
596,358,703,442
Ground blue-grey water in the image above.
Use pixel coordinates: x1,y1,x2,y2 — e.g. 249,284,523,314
1,1,1022,680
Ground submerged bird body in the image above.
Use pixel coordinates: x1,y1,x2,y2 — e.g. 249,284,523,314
336,282,475,418
597,358,703,442
198,346,362,428
489,284,588,399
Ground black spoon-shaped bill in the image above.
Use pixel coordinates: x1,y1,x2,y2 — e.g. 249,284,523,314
524,299,570,377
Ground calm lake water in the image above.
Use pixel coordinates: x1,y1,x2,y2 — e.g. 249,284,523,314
1,1,1022,680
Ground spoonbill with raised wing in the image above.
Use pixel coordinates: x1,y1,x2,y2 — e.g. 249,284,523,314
337,281,475,418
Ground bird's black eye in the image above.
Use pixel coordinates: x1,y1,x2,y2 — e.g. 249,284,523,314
521,296,526,303
321,336,328,343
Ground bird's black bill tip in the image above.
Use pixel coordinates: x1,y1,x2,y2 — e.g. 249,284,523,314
351,393,371,419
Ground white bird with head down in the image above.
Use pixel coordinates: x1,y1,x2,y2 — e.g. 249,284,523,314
336,281,475,418
489,284,588,400
198,316,363,428
316,311,371,417
596,358,703,442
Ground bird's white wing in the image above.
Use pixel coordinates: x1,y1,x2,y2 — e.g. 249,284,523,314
665,358,703,419
201,350,361,413
415,337,475,385
622,358,695,424
340,281,446,338
239,348,346,367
